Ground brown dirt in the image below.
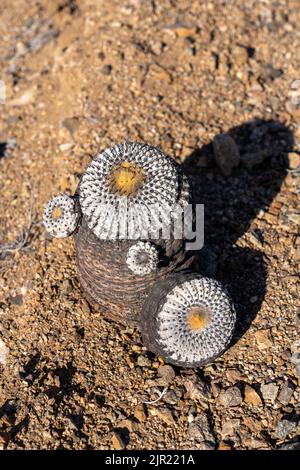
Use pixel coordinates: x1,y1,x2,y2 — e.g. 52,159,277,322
0,0,299,450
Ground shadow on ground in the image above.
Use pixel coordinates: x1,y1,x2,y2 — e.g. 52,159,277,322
183,119,293,346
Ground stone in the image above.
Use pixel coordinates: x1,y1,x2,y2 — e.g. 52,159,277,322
163,390,179,405
291,339,300,355
217,386,243,407
278,438,300,450
152,407,175,426
0,339,9,365
218,441,232,450
196,441,216,450
184,379,211,401
277,381,296,405
157,365,175,385
80,300,91,314
243,416,262,434
101,64,113,75
134,404,147,422
9,294,23,306
260,383,279,402
244,385,262,406
111,431,126,450
187,413,216,446
231,45,249,66
243,437,269,449
213,133,240,176
295,365,300,378
170,24,196,37
119,418,137,433
0,435,6,450
62,116,79,135
254,329,272,350
287,212,300,225
60,279,73,295
6,137,17,149
287,152,300,169
221,419,241,438
10,89,34,106
59,143,73,152
295,309,300,328
136,355,151,367
275,420,297,440
225,368,244,383
240,148,272,169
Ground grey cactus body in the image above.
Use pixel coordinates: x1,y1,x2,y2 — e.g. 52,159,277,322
43,141,235,367
73,142,195,326
140,272,236,368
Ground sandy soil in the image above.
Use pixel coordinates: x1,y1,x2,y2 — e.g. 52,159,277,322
0,0,299,450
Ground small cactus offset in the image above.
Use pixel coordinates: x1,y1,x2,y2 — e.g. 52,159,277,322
44,194,80,238
140,272,236,368
43,141,236,368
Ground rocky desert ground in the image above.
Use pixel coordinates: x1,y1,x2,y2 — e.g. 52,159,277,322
0,0,299,450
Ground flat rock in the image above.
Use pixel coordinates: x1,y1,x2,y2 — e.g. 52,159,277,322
278,438,300,450
134,404,147,422
151,407,175,426
240,148,272,169
277,381,296,405
287,152,300,169
184,379,211,402
187,413,216,446
254,329,272,349
0,339,9,365
212,133,240,176
274,419,297,440
157,365,176,385
217,386,243,407
221,418,241,438
244,384,262,406
218,441,232,450
243,437,269,449
111,431,126,450
136,355,152,367
260,383,279,402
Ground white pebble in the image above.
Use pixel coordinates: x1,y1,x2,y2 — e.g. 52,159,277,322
0,339,9,365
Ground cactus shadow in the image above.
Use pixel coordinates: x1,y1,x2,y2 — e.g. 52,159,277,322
182,119,293,345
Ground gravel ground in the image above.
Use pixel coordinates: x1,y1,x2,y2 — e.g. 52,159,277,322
0,0,299,450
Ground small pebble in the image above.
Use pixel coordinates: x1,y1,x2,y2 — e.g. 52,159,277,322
184,379,211,401
101,64,113,75
134,404,147,422
151,407,175,426
260,383,279,402
277,381,295,405
213,133,240,176
0,339,9,365
187,413,216,446
136,355,151,367
111,431,126,450
217,386,243,407
244,384,262,406
157,364,175,385
287,152,300,169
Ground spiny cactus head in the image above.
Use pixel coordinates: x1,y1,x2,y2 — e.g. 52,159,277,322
140,273,236,368
126,241,159,275
78,142,186,240
43,194,80,238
